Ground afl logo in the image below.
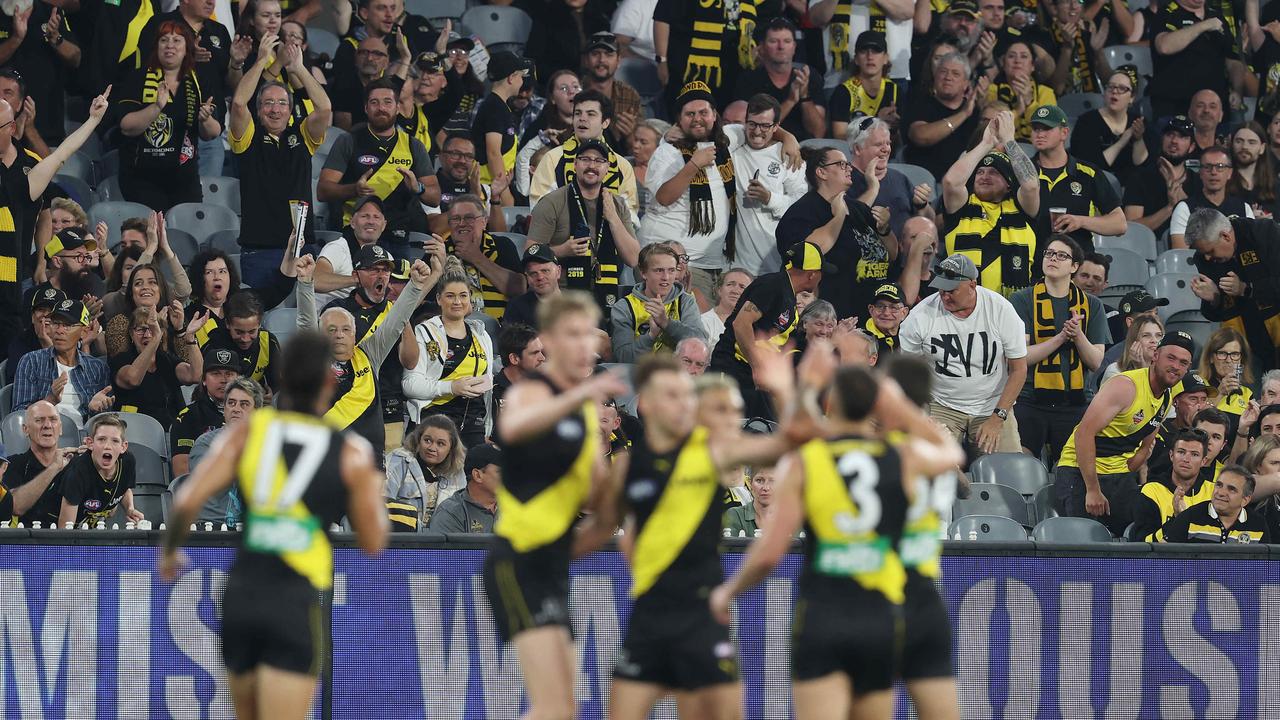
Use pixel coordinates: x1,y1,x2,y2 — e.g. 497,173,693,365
555,418,583,441
628,479,658,502
358,154,380,166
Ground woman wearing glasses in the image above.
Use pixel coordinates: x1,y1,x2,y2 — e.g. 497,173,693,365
1070,68,1147,180
1198,326,1256,449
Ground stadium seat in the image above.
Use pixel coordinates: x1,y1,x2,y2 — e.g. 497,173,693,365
1102,170,1121,200
1145,273,1201,321
407,0,465,22
204,227,241,256
599,362,636,408
493,232,528,254
1165,318,1216,358
1103,45,1153,83
58,151,94,183
616,58,663,117
95,175,123,204
1115,222,1159,264
1033,485,1058,523
1057,93,1104,118
315,230,343,245
130,445,169,489
1156,248,1198,275
264,307,299,342
952,482,1034,527
130,492,164,526
304,27,341,59
317,126,348,158
461,5,533,53
164,227,201,267
1032,516,1114,543
53,174,94,208
200,176,241,214
93,411,168,457
0,408,81,454
968,453,1049,496
63,120,104,159
90,201,155,250
800,138,851,159
0,384,12,415
96,149,120,186
949,515,1029,542
167,203,240,246
1097,247,1149,289
887,162,937,196
228,253,243,280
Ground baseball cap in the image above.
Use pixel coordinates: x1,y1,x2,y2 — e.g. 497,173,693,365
44,227,97,260
1118,289,1170,317
488,51,533,82
445,32,474,52
464,443,503,477
855,31,888,53
586,31,618,53
576,138,610,160
784,242,837,273
872,283,903,303
948,0,979,16
30,285,67,312
1176,372,1210,397
354,244,394,270
1029,105,1069,129
1159,330,1196,357
413,50,446,74
390,258,412,283
203,345,240,373
523,243,557,266
48,299,89,326
929,255,980,291
351,195,385,215
1162,115,1195,137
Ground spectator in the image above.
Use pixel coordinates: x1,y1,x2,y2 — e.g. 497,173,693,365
32,200,101,289
185,250,240,345
1099,313,1164,387
899,216,940,306
433,134,499,220
313,197,387,309
0,1,78,146
1009,235,1110,466
111,307,205,429
398,51,463,162
1123,115,1200,239
1074,251,1110,300
114,21,221,210
40,228,104,303
14,299,113,425
322,244,397,345
428,443,501,534
1197,326,1254,445
170,345,241,477
329,0,402,90
675,337,711,376
899,254,1029,456
581,32,643,150
612,0,657,60
1031,104,1126,252
384,415,465,529
202,292,282,397
100,215,193,323
973,0,1056,80
1045,0,1105,96
629,120,667,190
862,283,906,356
1150,0,1238,121
848,116,934,240
492,323,545,413
708,242,827,420
941,110,1041,297
1145,372,1211,485
1227,123,1280,220
187,377,265,523
1192,407,1231,472
610,243,705,362
515,70,580,195
1132,428,1214,541
445,194,526,322
525,0,610,87
1188,88,1228,157
5,401,72,526
469,52,531,187
318,78,439,255
7,288,66,386
1260,368,1280,405
529,139,638,318
1188,209,1280,371
331,33,408,129
1055,331,1193,536
728,17,826,141
776,146,891,320
701,268,753,348
794,300,839,354
230,33,332,291
722,465,774,536
653,0,758,107
503,244,561,330
1071,69,1147,180
987,40,1056,141
103,264,184,359
729,95,807,276
1171,146,1255,248
56,415,141,528
904,52,986,185
403,264,494,448
829,32,901,141
1160,466,1270,543
529,90,640,214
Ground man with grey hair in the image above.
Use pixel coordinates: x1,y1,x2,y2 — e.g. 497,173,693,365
903,51,988,183
847,116,934,240
834,326,879,366
187,378,266,524
1188,207,1280,371
674,337,711,376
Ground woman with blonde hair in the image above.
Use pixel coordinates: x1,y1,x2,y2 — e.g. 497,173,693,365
383,414,467,531
1099,315,1164,386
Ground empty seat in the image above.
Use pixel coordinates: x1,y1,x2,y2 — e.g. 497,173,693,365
1145,273,1201,321
0,384,11,415
90,201,155,250
53,174,94,208
1056,92,1105,119
968,453,1050,496
949,515,1029,542
1117,222,1159,264
1156,248,1197,275
131,492,164,526
304,27,340,59
1033,484,1058,523
952,482,1034,527
92,411,168,457
503,205,532,230
406,0,465,21
887,162,937,195
164,227,201,266
1102,45,1153,81
461,6,533,53
1097,247,1149,288
94,175,123,204
1032,516,1114,543
800,138,852,159
58,151,94,183
204,227,241,255
200,176,241,214
130,445,169,489
264,307,300,342
166,203,240,246
315,230,343,245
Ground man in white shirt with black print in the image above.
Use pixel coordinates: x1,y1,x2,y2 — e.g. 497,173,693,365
900,254,1029,457
730,93,808,276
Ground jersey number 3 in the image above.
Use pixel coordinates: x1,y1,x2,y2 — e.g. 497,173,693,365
835,451,881,535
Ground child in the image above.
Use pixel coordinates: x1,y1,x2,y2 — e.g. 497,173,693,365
57,415,141,528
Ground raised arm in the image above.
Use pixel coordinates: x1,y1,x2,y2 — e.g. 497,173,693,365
29,87,111,201
360,259,436,366
231,34,279,140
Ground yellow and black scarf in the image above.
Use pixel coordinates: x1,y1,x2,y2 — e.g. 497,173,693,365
828,0,852,73
566,182,623,315
1031,281,1089,405
685,0,757,89
555,136,624,193
141,68,202,131
1050,23,1098,93
675,140,738,259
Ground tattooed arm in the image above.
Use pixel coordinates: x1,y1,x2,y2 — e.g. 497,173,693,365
997,111,1042,217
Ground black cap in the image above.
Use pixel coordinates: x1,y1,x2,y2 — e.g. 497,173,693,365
675,80,716,113
354,244,394,270
44,226,97,260
488,51,533,82
445,32,474,51
413,50,446,74
575,138,610,160
203,345,240,373
30,285,67,312
1177,372,1211,396
855,31,888,53
585,31,618,53
523,243,557,266
351,195,385,215
390,258,412,282
1118,289,1170,316
872,283,903,303
465,443,503,477
49,299,89,326
1159,330,1196,357
948,0,979,16
1162,115,1195,137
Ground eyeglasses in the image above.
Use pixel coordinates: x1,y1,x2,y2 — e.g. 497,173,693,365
1214,350,1243,361
1043,249,1076,262
745,120,777,131
0,120,14,132
131,326,157,335
1202,162,1233,172
871,302,903,312
447,48,469,56
260,98,290,107
673,253,690,263
556,83,582,94
575,155,607,166
1104,84,1132,94
448,214,484,225
820,159,852,170
59,252,93,263
442,150,475,161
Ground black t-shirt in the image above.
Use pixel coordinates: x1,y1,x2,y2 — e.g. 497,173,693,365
0,2,77,142
1070,109,1141,181
113,67,201,175
903,94,980,184
109,348,186,429
171,396,224,459
1151,2,1236,105
1036,155,1122,252
427,328,488,434
6,450,61,525
776,192,885,320
60,450,137,526
710,270,799,372
471,93,516,173
1122,158,1202,238
231,116,318,250
136,12,232,116
731,66,826,141
436,170,472,213
1254,1,1280,122
502,291,541,330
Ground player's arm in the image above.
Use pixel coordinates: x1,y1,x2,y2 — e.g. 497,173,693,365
341,435,388,556
159,422,249,581
1074,374,1137,516
572,449,627,559
498,371,626,446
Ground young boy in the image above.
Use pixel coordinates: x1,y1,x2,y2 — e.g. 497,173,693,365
57,415,141,528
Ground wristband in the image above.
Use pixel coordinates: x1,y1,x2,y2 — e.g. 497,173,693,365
416,182,427,195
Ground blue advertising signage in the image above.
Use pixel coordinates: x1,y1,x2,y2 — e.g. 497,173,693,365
0,544,1273,719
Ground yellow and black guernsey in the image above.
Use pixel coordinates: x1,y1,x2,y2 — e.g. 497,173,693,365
336,124,429,232
206,326,282,390
233,408,347,591
624,293,684,353
1058,367,1172,476
1131,474,1215,542
830,76,899,128
944,191,1037,297
229,111,320,251
444,232,524,320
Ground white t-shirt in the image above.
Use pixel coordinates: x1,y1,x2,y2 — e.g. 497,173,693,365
810,0,913,87
899,287,1028,417
1170,200,1254,237
612,0,658,60
56,360,81,423
641,126,748,271
701,309,727,349
730,141,808,276
316,238,357,309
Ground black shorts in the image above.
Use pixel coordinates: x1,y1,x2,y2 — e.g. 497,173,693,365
220,571,326,676
792,587,902,693
613,599,737,690
901,576,954,680
482,548,571,643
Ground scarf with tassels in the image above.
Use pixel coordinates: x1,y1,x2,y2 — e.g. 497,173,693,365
675,139,738,260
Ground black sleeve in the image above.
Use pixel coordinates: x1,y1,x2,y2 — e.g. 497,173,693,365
1160,509,1191,543
121,452,136,492
740,272,782,320
1093,167,1120,213
775,199,816,255
1129,491,1162,541
107,351,133,379
59,463,86,506
492,236,523,274
653,0,683,25
805,68,826,108
830,85,852,124
1243,220,1280,307
1121,167,1147,207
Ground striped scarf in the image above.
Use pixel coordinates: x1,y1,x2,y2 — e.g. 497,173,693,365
675,138,737,259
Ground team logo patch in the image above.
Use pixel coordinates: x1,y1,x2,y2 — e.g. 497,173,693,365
1070,181,1082,195
1132,410,1145,424
215,349,235,366
210,36,222,49
714,641,735,659
425,340,441,360
1011,256,1023,269
768,161,781,175
358,154,380,166
332,362,347,378
145,115,174,149
1242,250,1260,265
1035,107,1050,118
287,134,299,148
42,289,57,300
628,479,658,502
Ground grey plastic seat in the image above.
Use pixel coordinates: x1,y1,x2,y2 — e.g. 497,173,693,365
1156,248,1198,276
58,151,94,183
130,492,164,526
968,453,1049,497
131,445,170,490
492,232,527,255
887,162,937,197
90,201,155,249
502,206,532,230
1102,45,1153,81
949,515,1029,542
92,411,168,457
2,408,83,454
163,227,201,266
200,176,241,214
1097,247,1149,289
616,58,663,113
1032,516,1114,542
1033,485,1058,523
1145,273,1201,321
952,482,1034,527
461,5,532,53
265,307,300,342
1165,318,1216,360
204,227,241,256
53,174,94,209
304,27,340,58
406,0,465,21
800,138,851,159
1057,92,1105,119
166,203,240,247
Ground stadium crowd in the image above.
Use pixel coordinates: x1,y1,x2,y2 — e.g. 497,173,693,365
0,0,1277,546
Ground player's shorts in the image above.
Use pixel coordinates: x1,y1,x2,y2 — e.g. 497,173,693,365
613,598,737,690
220,571,326,676
482,547,572,643
791,587,903,693
901,576,954,680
